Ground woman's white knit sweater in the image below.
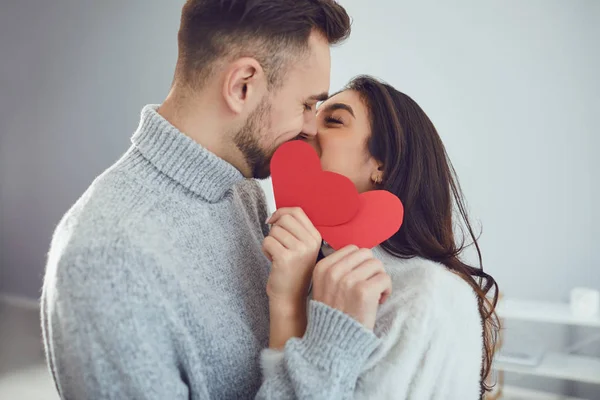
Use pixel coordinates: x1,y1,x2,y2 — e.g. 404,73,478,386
262,246,483,399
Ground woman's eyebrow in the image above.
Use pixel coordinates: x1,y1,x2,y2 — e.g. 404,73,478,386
320,102,355,118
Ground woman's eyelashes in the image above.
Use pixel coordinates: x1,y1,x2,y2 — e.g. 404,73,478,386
325,115,343,125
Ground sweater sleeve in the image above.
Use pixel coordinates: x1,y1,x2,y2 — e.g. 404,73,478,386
256,300,381,400
41,248,198,400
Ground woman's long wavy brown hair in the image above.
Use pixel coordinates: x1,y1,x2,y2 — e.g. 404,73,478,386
346,75,499,397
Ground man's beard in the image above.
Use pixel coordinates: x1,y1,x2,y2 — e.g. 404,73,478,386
233,99,276,179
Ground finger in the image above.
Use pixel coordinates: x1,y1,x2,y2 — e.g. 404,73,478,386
269,225,300,250
269,208,321,242
316,245,359,270
333,248,376,275
319,248,375,287
368,272,393,300
274,214,315,246
341,259,386,289
313,245,359,282
379,290,391,305
266,207,297,225
285,208,321,242
262,236,284,262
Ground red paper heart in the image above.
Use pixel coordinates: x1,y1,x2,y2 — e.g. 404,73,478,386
271,141,359,227
270,141,404,250
316,190,404,250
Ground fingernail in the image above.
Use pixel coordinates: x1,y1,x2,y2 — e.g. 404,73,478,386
379,293,389,304
265,213,273,225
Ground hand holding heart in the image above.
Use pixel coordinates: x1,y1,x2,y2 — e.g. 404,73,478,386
312,245,392,330
264,141,403,338
262,207,322,305
263,208,392,336
262,207,322,349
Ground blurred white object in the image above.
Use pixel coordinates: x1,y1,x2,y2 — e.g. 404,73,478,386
495,349,543,367
570,287,600,318
494,297,600,387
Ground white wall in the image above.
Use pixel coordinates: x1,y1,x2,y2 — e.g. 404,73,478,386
1,0,598,396
327,2,599,396
330,0,600,300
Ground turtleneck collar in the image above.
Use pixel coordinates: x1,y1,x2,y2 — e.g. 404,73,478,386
131,105,244,202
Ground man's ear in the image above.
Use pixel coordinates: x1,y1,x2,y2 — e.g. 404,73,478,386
222,57,266,115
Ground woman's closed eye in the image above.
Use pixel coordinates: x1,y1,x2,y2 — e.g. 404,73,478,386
325,116,343,125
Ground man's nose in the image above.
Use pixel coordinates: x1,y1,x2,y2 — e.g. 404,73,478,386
300,131,321,156
302,112,318,137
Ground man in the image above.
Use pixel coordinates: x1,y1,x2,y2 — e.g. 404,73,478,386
42,1,384,398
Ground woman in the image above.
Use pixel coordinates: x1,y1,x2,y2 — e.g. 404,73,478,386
262,76,499,399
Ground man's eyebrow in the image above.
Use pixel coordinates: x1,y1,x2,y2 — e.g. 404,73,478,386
320,102,355,118
309,92,330,102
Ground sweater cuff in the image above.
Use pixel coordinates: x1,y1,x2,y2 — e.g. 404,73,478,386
260,348,285,380
286,300,380,373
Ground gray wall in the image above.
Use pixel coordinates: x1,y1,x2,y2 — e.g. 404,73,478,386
1,0,599,397
0,0,185,297
591,0,600,319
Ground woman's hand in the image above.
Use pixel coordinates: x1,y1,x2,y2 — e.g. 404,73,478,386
262,207,322,349
312,246,392,330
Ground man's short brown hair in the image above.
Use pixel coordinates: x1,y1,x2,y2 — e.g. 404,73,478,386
175,0,351,89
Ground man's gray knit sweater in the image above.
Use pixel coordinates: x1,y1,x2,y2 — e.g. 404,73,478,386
41,105,380,399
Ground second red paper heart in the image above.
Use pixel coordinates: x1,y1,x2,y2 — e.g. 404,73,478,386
270,141,404,250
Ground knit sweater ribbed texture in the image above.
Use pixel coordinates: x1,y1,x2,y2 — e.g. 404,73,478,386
41,105,379,399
